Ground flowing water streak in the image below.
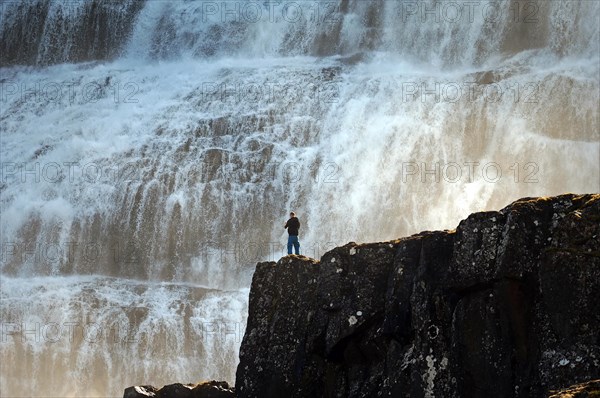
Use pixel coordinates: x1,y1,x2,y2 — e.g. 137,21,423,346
0,0,598,396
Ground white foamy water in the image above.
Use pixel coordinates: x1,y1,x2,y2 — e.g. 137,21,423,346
0,0,598,396
1,275,248,395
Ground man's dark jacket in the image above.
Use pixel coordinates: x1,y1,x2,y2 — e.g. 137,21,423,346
285,217,300,236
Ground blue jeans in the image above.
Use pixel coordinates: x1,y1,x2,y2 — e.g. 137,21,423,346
287,235,300,255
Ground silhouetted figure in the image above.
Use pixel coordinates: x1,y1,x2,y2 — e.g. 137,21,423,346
284,212,300,255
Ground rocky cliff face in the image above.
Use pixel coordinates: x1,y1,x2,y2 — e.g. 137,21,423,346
235,194,600,398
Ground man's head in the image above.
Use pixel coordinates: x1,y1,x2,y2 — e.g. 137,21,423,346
290,212,296,217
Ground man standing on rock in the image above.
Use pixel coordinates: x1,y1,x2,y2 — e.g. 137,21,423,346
284,212,300,255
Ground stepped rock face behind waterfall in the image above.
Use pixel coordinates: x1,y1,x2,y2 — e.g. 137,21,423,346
235,194,600,398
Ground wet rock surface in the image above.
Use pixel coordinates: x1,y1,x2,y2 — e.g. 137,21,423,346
235,194,600,398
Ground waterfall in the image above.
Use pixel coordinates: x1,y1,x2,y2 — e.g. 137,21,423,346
1,0,598,396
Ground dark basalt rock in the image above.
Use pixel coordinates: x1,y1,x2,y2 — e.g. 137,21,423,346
235,194,600,398
124,385,159,398
123,381,234,398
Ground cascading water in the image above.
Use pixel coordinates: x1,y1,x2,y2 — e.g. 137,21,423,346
0,0,598,396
